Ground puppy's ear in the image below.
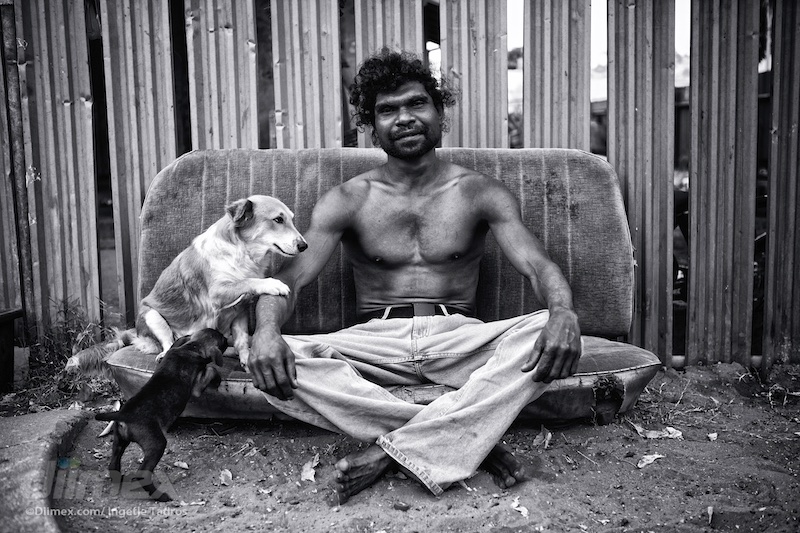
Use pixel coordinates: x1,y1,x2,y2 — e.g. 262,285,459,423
226,198,254,228
197,346,224,367
192,365,222,397
212,347,224,367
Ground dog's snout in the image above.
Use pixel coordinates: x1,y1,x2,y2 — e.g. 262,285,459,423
297,240,308,253
192,328,227,350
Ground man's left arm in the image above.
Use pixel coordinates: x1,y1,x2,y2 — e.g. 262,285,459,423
479,179,582,383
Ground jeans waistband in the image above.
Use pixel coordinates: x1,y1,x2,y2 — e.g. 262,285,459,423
358,303,467,322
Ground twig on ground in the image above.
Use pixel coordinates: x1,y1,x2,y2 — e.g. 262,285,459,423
232,443,251,456
577,450,599,466
615,456,638,469
674,379,691,407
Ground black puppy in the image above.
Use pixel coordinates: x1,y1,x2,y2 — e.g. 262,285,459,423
96,328,226,501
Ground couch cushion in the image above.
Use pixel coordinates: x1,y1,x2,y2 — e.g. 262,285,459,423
140,148,633,337
105,336,660,423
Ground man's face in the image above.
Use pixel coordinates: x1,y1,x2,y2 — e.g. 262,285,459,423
372,81,442,160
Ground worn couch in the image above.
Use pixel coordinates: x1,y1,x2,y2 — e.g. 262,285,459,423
106,148,661,423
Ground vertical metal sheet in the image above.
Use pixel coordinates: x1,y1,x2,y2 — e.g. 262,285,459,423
440,0,508,148
100,0,177,324
607,0,675,363
765,0,800,365
271,0,342,149
185,0,258,150
523,0,590,149
687,0,759,365
17,0,99,324
353,0,424,147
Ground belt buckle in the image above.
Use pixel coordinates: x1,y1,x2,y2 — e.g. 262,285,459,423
412,303,436,316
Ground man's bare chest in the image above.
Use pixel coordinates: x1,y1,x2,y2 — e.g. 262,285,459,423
348,192,486,265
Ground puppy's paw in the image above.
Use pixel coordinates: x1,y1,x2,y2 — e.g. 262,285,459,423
153,491,173,503
208,366,223,389
260,278,291,296
144,483,173,502
155,350,168,364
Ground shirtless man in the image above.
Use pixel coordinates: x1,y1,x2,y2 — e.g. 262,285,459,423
249,49,582,503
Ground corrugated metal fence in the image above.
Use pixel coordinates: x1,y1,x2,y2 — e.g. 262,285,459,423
1,0,798,368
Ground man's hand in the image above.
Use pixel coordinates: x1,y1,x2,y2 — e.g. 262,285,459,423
521,309,582,383
248,327,298,400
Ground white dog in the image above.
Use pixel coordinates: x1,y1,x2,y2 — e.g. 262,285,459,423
67,194,306,375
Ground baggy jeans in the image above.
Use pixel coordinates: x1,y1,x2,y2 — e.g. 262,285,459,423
262,309,553,496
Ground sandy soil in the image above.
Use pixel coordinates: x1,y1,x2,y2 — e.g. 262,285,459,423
52,363,800,533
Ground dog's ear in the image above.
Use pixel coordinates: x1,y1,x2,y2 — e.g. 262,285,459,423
226,198,254,228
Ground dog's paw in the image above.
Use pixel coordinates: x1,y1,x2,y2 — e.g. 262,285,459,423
142,481,173,502
155,492,173,502
238,351,252,373
154,350,168,364
260,277,291,296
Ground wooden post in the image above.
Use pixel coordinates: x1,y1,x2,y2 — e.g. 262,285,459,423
0,4,20,314
0,308,22,391
1,3,35,338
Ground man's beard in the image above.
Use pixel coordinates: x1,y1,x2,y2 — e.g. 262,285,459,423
376,125,440,160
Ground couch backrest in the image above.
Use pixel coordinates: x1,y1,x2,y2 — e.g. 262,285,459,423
140,148,633,337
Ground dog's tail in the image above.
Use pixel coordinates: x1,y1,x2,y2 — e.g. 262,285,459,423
65,328,136,378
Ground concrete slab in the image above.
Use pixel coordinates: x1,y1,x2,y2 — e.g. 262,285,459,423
0,410,90,533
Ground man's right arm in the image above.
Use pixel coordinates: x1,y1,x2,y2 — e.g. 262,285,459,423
248,185,357,399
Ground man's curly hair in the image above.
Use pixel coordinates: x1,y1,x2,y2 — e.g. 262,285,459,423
349,48,457,131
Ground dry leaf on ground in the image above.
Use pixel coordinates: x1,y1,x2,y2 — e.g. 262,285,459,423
637,454,666,468
300,453,320,482
533,425,553,449
629,421,683,440
511,496,529,518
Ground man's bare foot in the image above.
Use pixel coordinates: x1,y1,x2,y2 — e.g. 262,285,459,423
332,445,394,504
481,443,528,489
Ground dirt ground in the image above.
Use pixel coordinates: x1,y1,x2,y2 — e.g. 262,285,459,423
51,363,800,533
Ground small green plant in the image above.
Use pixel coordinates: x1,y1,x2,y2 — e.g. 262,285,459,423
1,299,120,416
29,298,108,366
